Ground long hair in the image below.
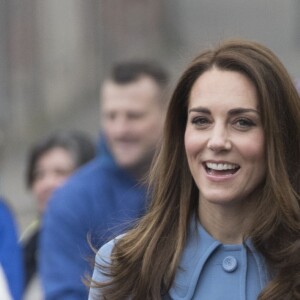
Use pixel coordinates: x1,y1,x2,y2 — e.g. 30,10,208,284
93,39,300,299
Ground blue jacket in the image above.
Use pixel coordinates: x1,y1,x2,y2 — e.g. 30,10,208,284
39,145,148,300
0,199,24,300
89,217,270,300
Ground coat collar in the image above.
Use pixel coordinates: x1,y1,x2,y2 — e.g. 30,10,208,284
167,217,268,299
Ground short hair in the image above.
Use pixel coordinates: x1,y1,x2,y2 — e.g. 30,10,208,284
110,60,169,88
26,130,96,188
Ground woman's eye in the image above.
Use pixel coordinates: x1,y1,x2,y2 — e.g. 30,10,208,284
191,117,210,126
234,118,255,128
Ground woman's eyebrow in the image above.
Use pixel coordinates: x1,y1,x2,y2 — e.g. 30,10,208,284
188,107,211,114
188,107,260,115
228,108,260,115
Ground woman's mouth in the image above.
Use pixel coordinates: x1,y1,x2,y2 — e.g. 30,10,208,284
204,162,240,176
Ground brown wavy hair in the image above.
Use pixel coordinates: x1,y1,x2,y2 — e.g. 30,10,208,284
91,39,300,299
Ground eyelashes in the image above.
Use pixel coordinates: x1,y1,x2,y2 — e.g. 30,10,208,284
191,117,210,126
189,116,257,130
233,118,256,128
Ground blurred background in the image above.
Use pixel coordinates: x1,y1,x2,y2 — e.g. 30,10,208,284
1,0,300,232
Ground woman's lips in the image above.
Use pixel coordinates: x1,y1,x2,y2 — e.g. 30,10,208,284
203,161,240,177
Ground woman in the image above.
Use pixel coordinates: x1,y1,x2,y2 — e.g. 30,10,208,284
89,39,300,299
22,130,95,298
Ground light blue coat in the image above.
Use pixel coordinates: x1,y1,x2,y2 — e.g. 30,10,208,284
89,218,270,300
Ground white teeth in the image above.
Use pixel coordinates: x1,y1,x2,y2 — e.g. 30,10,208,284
206,162,239,170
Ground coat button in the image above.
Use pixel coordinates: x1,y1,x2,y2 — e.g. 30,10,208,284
222,256,238,272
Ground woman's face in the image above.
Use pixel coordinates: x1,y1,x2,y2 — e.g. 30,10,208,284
184,68,266,207
32,147,75,214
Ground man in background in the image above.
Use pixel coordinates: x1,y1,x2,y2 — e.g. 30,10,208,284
39,61,169,299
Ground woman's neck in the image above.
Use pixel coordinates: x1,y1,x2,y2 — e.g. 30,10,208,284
198,200,254,244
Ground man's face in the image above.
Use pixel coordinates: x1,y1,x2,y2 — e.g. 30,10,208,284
100,77,165,176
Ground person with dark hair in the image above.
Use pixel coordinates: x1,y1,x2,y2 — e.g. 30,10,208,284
39,61,169,299
21,130,95,299
26,130,96,191
89,40,300,300
0,197,23,300
111,61,169,88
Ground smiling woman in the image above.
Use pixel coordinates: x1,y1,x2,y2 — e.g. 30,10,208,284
185,69,265,221
88,39,300,300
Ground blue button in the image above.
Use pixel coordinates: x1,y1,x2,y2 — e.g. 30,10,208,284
222,256,238,272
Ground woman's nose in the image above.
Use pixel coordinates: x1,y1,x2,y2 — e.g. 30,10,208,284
207,125,231,152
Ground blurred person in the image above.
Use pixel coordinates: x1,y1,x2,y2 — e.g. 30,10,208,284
89,40,300,299
40,61,169,299
21,130,96,299
0,197,23,300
